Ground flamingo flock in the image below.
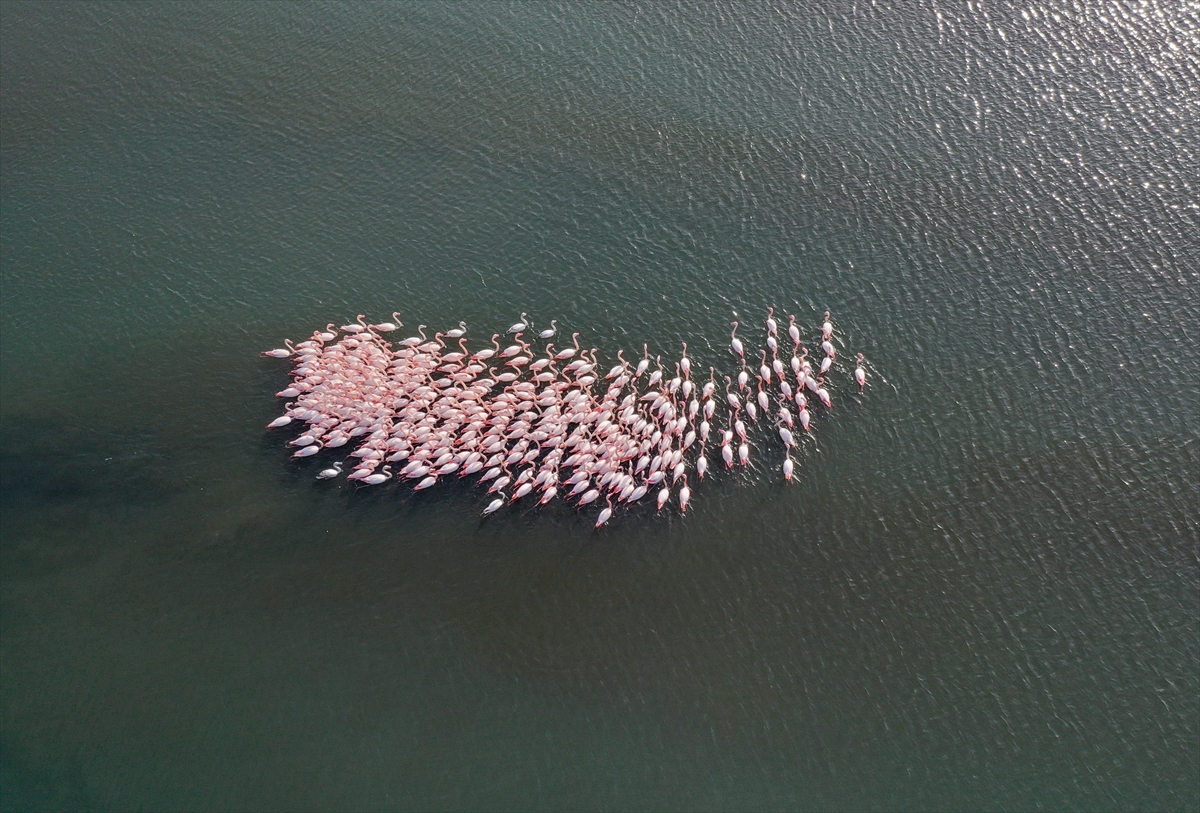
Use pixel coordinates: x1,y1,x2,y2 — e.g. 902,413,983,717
262,310,868,525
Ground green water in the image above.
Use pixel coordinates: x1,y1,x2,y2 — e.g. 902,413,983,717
2,2,1197,809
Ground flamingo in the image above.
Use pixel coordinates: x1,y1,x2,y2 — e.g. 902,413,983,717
635,344,650,378
817,381,831,409
370,316,401,332
264,307,872,521
340,315,367,333
672,460,686,483
483,497,504,515
539,320,558,339
606,350,627,379
556,333,581,360
595,495,614,527
822,311,833,340
644,356,663,388
656,486,670,510
362,465,393,486
507,313,529,334
400,325,427,347
468,335,498,361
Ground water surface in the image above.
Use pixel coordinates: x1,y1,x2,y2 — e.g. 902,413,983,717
2,2,1197,810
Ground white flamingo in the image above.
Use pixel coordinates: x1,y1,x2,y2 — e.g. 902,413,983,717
507,313,529,334
316,462,343,479
635,344,650,378
595,496,614,527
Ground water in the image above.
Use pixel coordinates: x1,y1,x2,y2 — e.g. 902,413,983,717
2,1,1197,809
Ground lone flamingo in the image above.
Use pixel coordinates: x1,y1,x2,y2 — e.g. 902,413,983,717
595,495,614,528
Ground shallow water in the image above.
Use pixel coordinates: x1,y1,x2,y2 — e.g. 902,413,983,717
2,2,1198,810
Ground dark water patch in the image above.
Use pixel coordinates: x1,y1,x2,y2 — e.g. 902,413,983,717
0,737,97,813
0,422,176,509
